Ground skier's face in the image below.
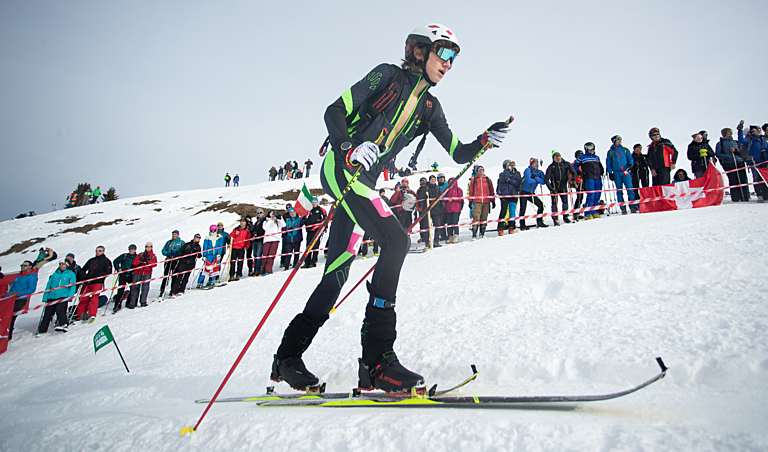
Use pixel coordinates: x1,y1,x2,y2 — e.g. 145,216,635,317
425,48,452,84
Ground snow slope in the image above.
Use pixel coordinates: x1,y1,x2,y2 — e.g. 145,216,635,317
1,174,767,451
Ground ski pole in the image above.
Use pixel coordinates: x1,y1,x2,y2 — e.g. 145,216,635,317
102,274,118,316
331,115,514,313
187,162,367,434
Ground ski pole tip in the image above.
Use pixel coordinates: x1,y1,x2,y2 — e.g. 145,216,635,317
181,427,196,436
655,357,668,373
329,307,337,315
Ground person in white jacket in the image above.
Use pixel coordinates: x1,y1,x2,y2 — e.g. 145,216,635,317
260,211,285,276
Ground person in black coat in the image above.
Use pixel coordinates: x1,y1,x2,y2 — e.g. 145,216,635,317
630,144,650,200
76,247,113,320
687,132,716,179
496,160,522,231
302,200,327,268
545,151,577,225
250,209,267,275
170,234,201,296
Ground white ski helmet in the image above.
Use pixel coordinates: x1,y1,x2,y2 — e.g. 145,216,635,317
406,24,460,53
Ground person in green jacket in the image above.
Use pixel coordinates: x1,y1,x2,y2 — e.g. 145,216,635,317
112,244,137,312
92,186,101,204
38,261,77,333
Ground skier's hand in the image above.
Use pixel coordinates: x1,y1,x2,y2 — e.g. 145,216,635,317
609,173,615,181
491,200,496,209
481,122,512,148
349,142,380,171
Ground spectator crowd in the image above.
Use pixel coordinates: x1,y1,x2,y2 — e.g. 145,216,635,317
3,121,766,344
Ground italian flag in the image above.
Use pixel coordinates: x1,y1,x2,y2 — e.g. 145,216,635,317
293,183,313,216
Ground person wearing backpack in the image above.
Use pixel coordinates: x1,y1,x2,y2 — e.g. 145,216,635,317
737,122,768,202
716,127,749,202
270,24,510,395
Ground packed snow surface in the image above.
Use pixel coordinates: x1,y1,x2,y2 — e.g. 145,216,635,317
1,172,767,451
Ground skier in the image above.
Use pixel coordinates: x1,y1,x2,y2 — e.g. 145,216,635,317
224,173,231,187
270,24,510,394
92,186,101,203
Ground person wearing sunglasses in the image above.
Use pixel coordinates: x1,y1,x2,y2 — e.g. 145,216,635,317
75,246,112,322
7,261,38,340
647,127,678,186
270,24,511,395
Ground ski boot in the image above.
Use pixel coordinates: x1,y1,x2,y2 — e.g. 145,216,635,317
358,352,425,395
270,355,319,390
359,283,425,395
271,313,323,390
563,216,572,224
536,218,549,228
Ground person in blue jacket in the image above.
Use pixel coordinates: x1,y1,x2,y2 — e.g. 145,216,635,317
38,261,77,334
573,142,605,219
280,209,305,270
199,225,226,286
497,159,521,233
7,260,38,340
519,158,548,230
715,127,749,202
159,230,184,298
605,136,637,214
737,122,768,202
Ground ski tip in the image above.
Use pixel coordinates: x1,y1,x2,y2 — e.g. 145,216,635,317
655,357,668,373
181,427,195,436
505,116,515,125
266,386,275,395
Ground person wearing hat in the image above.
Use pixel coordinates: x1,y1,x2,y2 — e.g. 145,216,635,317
467,166,495,238
159,230,184,298
171,234,202,296
92,186,101,203
280,209,305,270
76,246,112,321
224,173,231,187
37,260,77,334
737,120,768,202
573,143,604,219
228,219,252,281
243,215,256,276
64,252,80,277
687,132,715,180
605,136,637,214
571,151,586,220
200,225,225,285
302,199,327,268
647,127,678,186
545,151,578,223
248,209,268,276
496,160,521,234
519,158,548,228
112,244,138,312
715,127,749,202
416,176,441,248
130,243,157,308
233,174,240,187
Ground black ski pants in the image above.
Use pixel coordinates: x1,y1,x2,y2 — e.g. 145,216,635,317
518,190,543,225
550,188,569,220
229,248,245,278
38,298,68,333
171,262,195,295
114,273,132,307
632,172,650,201
305,229,321,265
498,196,517,228
159,260,176,296
723,163,750,201
281,242,301,268
652,167,671,186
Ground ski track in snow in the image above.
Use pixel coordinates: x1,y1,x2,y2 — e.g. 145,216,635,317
1,171,767,451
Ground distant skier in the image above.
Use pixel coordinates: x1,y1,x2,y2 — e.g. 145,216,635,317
269,24,510,394
92,186,101,203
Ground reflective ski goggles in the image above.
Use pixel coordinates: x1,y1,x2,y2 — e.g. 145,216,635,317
435,47,457,65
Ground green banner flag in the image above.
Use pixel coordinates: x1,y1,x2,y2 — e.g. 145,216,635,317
93,325,115,354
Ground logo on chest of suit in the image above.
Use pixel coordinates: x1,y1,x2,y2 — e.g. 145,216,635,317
426,100,432,108
364,72,382,91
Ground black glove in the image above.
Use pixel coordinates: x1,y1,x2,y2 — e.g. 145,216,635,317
609,173,615,181
491,200,496,209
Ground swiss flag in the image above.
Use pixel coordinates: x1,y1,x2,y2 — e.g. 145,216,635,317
639,164,724,213
758,167,768,185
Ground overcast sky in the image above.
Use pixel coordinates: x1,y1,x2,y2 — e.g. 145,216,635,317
1,0,766,221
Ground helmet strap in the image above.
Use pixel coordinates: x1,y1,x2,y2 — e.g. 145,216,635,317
420,52,437,87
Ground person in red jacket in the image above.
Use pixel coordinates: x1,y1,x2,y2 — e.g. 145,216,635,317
647,127,678,186
444,177,464,243
228,218,252,281
389,178,418,230
129,243,157,308
467,166,495,239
